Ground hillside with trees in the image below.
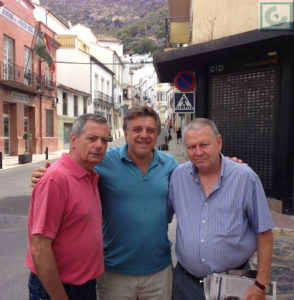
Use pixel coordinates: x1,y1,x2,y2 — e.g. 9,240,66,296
39,0,168,53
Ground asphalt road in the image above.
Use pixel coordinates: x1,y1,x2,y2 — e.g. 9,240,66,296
0,159,58,300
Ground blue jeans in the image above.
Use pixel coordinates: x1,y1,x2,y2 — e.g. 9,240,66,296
28,272,97,300
172,264,206,300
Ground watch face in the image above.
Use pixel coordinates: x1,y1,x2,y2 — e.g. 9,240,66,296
265,286,271,294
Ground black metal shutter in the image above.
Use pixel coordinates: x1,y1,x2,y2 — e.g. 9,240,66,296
208,67,279,196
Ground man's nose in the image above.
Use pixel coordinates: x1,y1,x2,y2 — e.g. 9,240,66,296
94,139,103,148
195,146,203,155
140,129,149,137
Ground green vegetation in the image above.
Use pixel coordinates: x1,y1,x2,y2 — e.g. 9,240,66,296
40,0,168,54
114,5,168,53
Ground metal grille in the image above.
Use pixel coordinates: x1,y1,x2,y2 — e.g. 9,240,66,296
208,68,278,195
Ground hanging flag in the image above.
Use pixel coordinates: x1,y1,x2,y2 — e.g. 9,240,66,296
33,29,55,73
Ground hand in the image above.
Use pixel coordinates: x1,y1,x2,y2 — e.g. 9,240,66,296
226,156,248,165
242,284,266,300
30,161,51,187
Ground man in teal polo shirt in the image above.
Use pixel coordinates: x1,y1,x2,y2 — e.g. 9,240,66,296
95,106,178,299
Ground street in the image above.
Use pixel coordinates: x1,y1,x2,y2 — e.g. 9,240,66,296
0,137,294,299
0,160,58,300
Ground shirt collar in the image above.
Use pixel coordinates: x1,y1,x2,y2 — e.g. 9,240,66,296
189,152,226,182
118,143,165,165
60,153,98,180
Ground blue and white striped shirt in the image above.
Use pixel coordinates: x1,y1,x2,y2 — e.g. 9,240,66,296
168,154,274,278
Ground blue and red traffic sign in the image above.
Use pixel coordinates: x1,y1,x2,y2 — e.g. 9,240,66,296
174,71,196,92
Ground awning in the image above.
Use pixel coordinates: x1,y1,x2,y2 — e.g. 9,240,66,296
153,29,294,82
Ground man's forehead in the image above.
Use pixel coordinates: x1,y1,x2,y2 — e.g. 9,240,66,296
130,116,156,125
83,122,108,133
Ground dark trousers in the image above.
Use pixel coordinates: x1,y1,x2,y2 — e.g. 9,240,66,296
172,264,206,300
28,272,96,300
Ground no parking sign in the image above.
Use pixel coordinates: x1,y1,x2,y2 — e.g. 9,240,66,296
174,71,196,92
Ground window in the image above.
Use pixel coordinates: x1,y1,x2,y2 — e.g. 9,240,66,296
74,95,78,116
3,36,14,80
83,97,87,114
95,74,98,91
24,47,32,86
157,91,163,101
101,78,105,93
46,109,54,137
107,81,110,95
3,114,10,155
24,114,29,152
63,92,68,115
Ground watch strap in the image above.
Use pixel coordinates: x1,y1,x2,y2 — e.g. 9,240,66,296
254,280,269,293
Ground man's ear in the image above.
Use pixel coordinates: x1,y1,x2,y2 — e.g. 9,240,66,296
71,133,77,149
124,131,128,142
217,134,222,151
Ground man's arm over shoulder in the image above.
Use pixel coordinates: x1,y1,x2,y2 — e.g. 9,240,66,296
31,234,69,300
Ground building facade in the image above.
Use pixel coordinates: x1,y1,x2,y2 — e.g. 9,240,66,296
154,0,294,214
0,0,58,156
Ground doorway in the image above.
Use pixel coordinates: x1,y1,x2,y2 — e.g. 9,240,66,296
64,123,72,149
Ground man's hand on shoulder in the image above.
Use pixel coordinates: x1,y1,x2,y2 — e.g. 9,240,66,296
226,156,248,165
31,161,51,187
242,284,266,300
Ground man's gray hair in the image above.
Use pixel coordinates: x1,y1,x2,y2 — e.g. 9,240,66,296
71,113,108,138
123,105,161,135
183,118,220,139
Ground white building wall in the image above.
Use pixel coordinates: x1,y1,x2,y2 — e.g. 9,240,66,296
57,49,90,95
33,5,69,34
69,24,97,43
97,41,123,57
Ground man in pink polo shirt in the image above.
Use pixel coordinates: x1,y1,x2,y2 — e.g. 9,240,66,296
26,113,109,300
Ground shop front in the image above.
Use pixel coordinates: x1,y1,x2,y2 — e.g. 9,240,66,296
154,30,294,214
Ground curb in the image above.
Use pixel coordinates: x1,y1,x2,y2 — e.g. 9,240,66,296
273,227,294,237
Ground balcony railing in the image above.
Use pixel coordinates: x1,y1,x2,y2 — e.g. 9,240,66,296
0,61,56,91
94,90,114,105
165,16,192,48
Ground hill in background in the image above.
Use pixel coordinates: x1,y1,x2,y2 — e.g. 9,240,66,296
39,0,168,53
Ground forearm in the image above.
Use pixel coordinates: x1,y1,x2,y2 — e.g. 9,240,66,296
256,229,273,285
31,237,68,300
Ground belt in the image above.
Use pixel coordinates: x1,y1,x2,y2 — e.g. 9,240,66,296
178,260,249,284
178,263,204,284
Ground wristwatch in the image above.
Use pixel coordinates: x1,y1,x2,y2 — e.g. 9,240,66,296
254,280,270,293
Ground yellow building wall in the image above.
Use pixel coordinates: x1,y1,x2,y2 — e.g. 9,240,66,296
191,0,258,44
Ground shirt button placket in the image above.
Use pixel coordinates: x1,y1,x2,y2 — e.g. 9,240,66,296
199,195,208,265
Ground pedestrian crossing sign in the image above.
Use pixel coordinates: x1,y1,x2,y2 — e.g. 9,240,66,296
174,92,195,113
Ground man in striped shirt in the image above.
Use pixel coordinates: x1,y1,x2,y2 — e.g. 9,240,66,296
168,118,274,300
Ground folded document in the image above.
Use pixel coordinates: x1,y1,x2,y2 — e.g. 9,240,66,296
204,271,276,300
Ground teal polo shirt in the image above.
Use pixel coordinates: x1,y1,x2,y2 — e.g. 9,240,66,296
94,144,178,275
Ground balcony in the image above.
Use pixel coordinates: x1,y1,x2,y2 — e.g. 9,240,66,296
0,61,56,93
165,16,192,48
94,90,114,108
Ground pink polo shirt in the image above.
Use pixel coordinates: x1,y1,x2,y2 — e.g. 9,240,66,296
26,153,104,285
